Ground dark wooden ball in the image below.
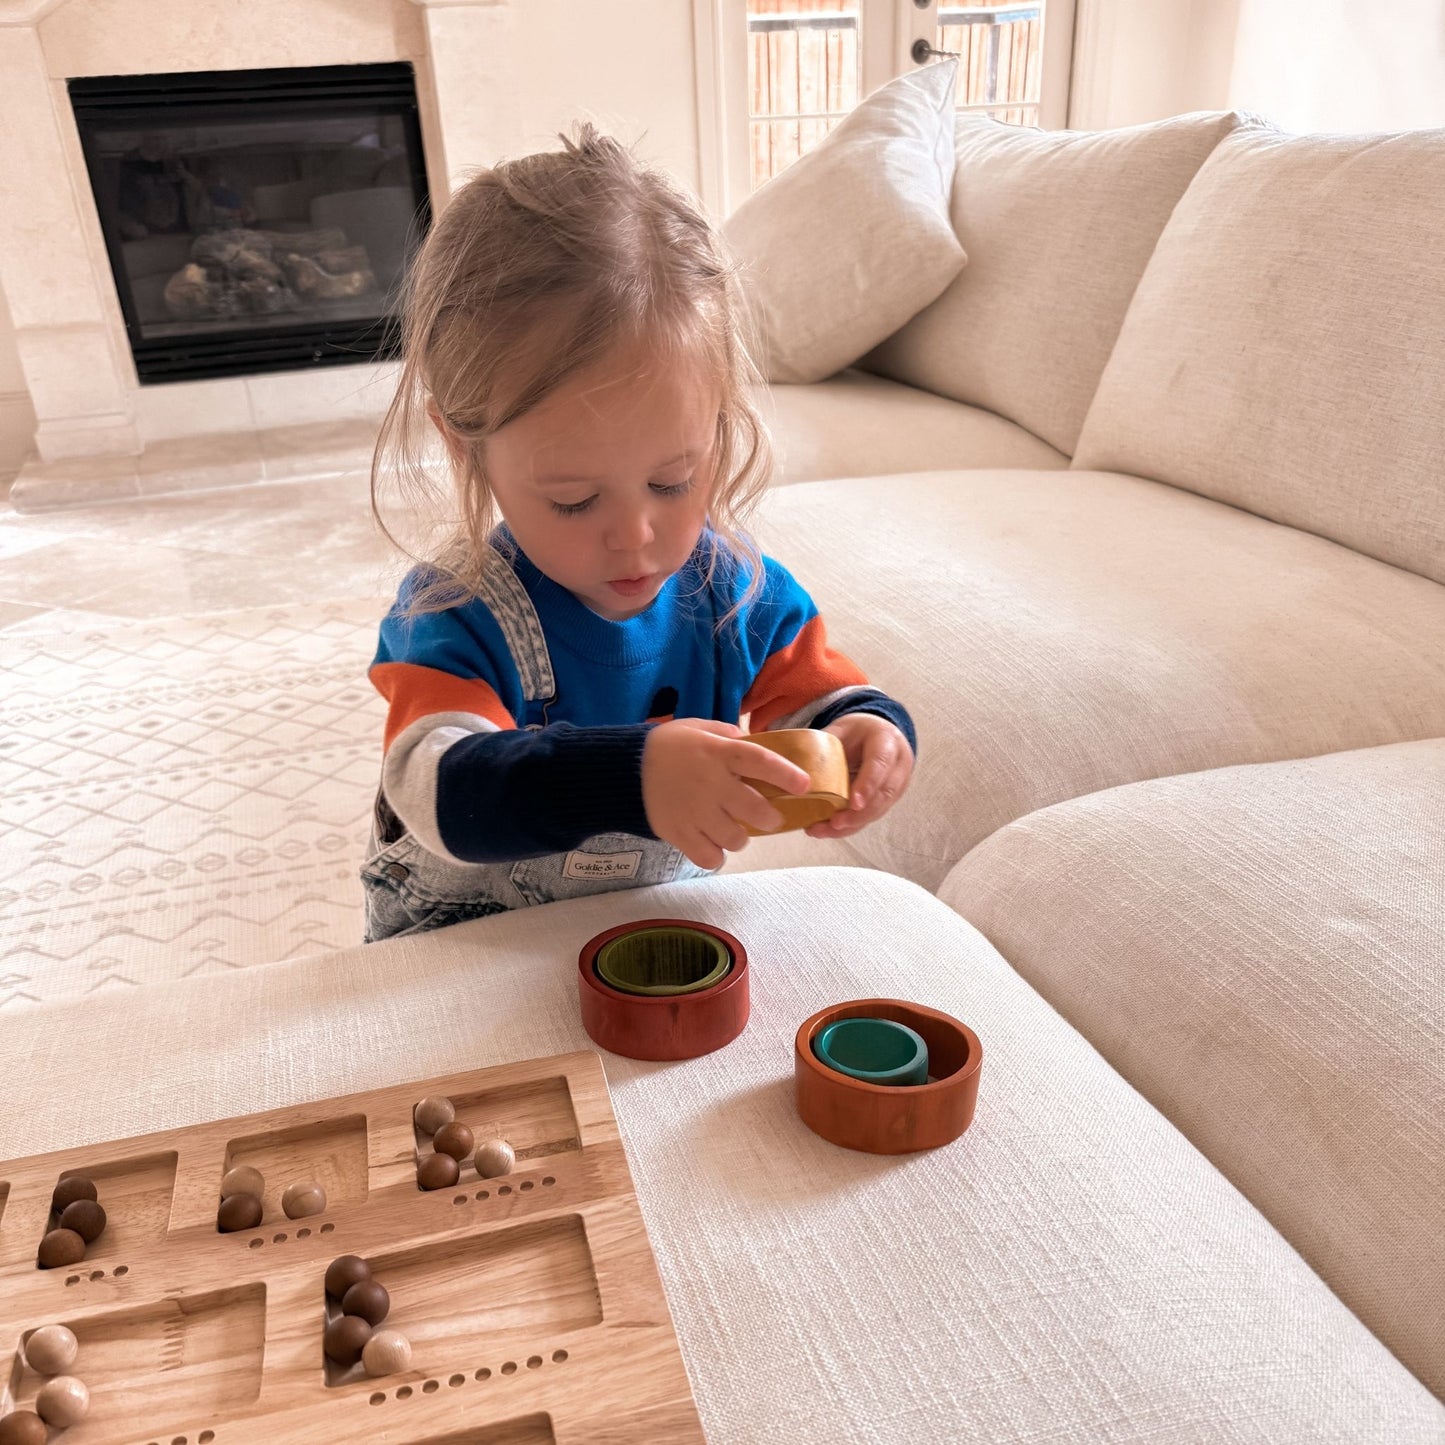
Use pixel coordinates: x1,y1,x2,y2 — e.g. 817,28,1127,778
322,1313,372,1367
59,1198,107,1243
216,1191,263,1233
341,1278,390,1326
36,1228,87,1269
0,1410,48,1445
50,1177,98,1213
417,1151,460,1191
432,1121,475,1160
325,1254,372,1298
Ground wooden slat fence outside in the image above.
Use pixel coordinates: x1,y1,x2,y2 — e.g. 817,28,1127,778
747,0,1047,188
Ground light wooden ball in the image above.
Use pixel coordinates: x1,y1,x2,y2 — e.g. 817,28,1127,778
413,1096,455,1135
220,1165,265,1200
474,1138,515,1179
281,1180,327,1219
23,1323,78,1375
35,1375,90,1427
362,1328,412,1377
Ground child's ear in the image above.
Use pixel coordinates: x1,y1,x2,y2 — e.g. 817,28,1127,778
427,402,468,469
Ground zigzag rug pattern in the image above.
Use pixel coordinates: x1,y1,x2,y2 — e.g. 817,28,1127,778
0,600,388,1008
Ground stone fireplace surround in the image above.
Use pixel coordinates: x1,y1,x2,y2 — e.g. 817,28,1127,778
0,0,521,510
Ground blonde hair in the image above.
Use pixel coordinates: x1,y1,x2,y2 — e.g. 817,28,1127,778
372,123,771,617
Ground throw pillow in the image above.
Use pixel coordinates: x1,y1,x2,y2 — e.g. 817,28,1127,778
723,60,965,385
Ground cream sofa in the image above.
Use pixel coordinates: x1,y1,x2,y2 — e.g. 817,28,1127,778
2,110,1442,1441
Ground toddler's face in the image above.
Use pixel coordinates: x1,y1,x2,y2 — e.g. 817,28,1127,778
480,341,720,621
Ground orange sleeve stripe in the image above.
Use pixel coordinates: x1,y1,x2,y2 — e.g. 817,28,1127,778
369,661,517,749
742,614,870,732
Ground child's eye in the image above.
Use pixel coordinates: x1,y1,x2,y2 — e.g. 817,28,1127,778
550,496,597,516
651,478,694,498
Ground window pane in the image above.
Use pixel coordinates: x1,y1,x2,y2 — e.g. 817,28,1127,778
748,0,859,190
937,2,1045,122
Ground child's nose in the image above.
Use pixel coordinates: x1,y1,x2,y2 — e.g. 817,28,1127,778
605,505,655,552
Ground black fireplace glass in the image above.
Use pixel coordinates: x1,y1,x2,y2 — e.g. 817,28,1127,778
69,63,431,384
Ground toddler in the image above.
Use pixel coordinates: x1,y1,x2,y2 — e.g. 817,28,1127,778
362,126,915,941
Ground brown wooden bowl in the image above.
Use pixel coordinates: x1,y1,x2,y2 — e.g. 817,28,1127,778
740,728,850,835
578,920,749,1061
795,999,982,1154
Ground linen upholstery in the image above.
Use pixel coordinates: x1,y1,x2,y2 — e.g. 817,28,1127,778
0,869,1439,1441
723,62,965,385
763,369,1067,487
754,469,1445,890
939,740,1445,1398
1074,126,1445,585
864,110,1252,455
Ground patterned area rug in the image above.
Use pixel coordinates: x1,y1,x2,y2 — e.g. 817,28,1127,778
0,600,388,1008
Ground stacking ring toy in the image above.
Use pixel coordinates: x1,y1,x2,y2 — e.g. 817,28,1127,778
579,920,749,1060
814,1016,929,1087
796,998,982,1154
740,728,850,834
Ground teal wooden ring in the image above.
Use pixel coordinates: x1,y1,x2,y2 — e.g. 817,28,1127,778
813,1017,929,1087
594,925,732,997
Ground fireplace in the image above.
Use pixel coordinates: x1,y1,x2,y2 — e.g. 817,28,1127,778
69,62,431,384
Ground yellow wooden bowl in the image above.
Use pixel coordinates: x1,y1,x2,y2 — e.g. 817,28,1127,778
740,728,850,835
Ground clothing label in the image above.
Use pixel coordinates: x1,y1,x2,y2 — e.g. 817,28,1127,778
563,849,643,882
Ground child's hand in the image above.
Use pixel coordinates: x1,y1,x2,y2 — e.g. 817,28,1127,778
643,719,812,870
806,714,913,840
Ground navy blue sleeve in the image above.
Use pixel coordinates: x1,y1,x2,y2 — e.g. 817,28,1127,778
810,694,918,756
433,723,657,862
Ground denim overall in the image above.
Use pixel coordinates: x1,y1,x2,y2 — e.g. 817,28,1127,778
360,557,712,942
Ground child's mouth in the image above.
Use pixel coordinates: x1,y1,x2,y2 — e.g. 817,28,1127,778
607,575,656,597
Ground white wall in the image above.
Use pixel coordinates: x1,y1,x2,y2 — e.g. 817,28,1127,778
1230,0,1445,132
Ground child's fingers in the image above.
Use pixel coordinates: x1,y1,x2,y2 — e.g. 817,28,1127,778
727,783,790,836
729,742,812,797
848,732,902,810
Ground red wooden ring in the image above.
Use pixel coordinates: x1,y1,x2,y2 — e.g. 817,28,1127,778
795,998,982,1154
578,919,749,1061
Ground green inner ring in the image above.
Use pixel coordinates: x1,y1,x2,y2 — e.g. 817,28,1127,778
595,927,732,997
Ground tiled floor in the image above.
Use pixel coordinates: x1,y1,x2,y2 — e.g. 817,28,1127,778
0,468,410,632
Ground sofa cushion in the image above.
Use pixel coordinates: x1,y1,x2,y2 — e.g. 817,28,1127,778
863,110,1251,456
1074,126,1445,586
763,369,1068,486
723,61,965,385
0,869,1439,1440
754,468,1445,890
938,739,1445,1398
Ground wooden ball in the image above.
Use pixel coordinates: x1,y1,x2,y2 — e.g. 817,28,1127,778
342,1278,390,1326
281,1180,327,1220
35,1375,90,1427
23,1324,78,1375
0,1411,47,1445
432,1121,474,1161
416,1151,459,1191
50,1177,97,1213
322,1313,372,1367
475,1138,516,1179
413,1096,455,1135
219,1165,265,1200
362,1328,412,1377
37,1229,86,1269
325,1254,371,1298
59,1198,107,1243
217,1192,263,1233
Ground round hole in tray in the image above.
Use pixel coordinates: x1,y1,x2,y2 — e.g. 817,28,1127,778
498,1185,511,1196
114,1264,129,1276
594,925,730,996
422,1380,439,1394
520,1180,534,1192
320,1222,334,1234
370,1393,385,1405
248,1238,263,1250
552,1350,568,1363
272,1234,286,1244
542,1176,555,1187
475,1367,491,1381
448,1374,465,1388
297,1228,311,1239
199,1435,214,1444
396,1385,412,1399
475,1190,489,1201
526,1356,542,1370
501,1361,517,1376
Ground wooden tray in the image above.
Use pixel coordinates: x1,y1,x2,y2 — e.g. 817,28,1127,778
0,1052,704,1445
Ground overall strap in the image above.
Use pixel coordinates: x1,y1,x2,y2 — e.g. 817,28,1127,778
474,543,557,708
